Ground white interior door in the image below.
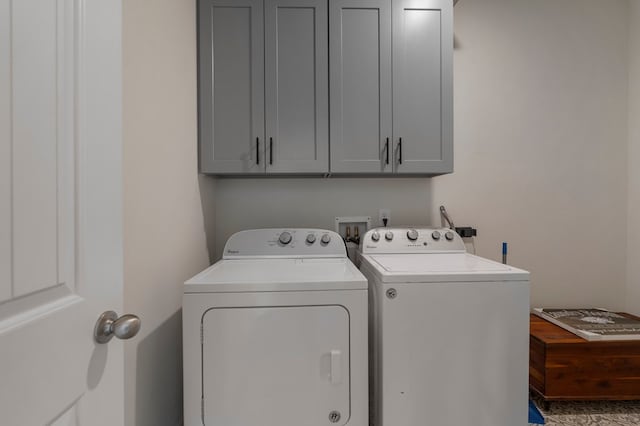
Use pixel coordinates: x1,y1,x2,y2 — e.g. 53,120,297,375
0,0,125,425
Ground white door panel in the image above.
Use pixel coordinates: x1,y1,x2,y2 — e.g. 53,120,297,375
0,0,11,303
203,305,350,426
0,0,124,424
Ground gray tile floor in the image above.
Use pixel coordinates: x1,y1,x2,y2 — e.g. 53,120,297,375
528,397,640,425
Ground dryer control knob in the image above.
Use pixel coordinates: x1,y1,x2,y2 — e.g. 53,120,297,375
432,231,441,241
385,231,394,241
407,229,419,241
371,231,380,242
279,231,292,245
445,231,455,241
321,233,332,244
306,233,316,244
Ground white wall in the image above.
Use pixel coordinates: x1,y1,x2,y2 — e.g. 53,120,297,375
214,178,433,257
627,1,640,316
122,1,211,425
214,0,630,310
430,0,630,309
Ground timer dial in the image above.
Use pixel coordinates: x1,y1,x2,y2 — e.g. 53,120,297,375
279,231,292,245
407,229,419,241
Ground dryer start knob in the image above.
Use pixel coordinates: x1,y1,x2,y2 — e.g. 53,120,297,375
407,229,419,241
445,231,455,241
279,231,292,245
385,231,394,241
306,233,316,244
321,233,332,244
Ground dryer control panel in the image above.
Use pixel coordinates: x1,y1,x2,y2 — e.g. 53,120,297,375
223,228,347,259
360,227,466,254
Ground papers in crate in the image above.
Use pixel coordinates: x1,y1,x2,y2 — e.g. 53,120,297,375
532,308,640,341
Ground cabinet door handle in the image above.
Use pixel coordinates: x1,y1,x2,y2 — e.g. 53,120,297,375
256,137,260,165
398,138,403,164
385,138,390,165
269,137,273,165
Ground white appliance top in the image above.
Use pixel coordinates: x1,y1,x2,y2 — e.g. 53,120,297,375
359,227,529,283
185,229,367,293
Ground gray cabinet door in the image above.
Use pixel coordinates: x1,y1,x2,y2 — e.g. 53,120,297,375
330,0,392,174
265,0,329,174
199,0,265,174
392,0,453,174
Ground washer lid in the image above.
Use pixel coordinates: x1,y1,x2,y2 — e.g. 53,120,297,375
184,258,367,293
362,253,529,283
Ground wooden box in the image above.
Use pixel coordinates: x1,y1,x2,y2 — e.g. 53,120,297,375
530,313,640,400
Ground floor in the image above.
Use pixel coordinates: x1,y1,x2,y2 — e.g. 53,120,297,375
528,396,640,425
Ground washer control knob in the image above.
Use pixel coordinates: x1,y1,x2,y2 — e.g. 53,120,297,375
279,231,293,245
432,231,441,241
371,231,380,242
306,233,316,244
321,233,332,245
445,231,455,241
385,231,394,241
407,229,419,241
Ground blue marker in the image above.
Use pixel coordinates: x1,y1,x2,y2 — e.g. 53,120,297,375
502,242,508,265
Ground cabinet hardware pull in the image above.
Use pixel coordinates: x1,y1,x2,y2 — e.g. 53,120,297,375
385,138,390,165
398,138,403,164
269,137,273,165
256,137,260,165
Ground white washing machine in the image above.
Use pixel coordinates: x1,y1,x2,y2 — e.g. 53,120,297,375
358,227,530,426
183,229,368,426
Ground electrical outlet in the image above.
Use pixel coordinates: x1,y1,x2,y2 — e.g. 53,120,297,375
378,209,390,225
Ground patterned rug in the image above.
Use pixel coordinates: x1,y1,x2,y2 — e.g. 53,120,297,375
528,396,640,425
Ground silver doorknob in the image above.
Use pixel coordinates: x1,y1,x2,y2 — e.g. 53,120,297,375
94,311,141,344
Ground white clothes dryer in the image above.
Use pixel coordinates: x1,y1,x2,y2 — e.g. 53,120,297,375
183,229,368,426
358,227,530,426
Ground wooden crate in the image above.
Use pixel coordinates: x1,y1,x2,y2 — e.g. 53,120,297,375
529,313,640,401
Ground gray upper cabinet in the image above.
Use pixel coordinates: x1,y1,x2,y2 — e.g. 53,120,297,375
330,0,392,174
329,0,452,175
393,0,453,174
265,0,329,174
199,0,328,175
199,0,264,174
200,0,451,176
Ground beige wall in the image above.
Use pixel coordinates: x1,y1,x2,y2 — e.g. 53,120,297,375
214,0,630,310
628,1,640,315
122,1,210,425
430,0,630,309
213,178,431,259
214,178,433,258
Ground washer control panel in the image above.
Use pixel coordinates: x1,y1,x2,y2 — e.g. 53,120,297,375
223,228,346,258
361,227,466,254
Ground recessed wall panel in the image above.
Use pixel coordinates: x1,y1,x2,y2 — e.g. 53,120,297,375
396,8,442,160
212,6,252,162
341,9,381,161
12,0,59,296
275,7,316,161
0,0,11,302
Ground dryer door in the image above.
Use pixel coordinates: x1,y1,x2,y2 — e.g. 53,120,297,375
202,305,350,426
